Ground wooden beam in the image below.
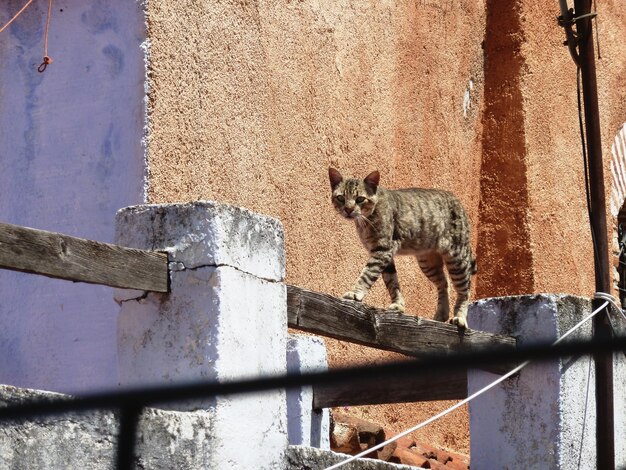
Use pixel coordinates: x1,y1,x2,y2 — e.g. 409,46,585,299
0,222,169,292
287,285,517,373
313,370,467,409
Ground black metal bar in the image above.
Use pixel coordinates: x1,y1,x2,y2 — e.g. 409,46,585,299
572,0,615,467
0,335,625,424
116,406,141,470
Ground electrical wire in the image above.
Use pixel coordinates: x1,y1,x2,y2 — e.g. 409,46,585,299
0,0,34,34
0,0,54,72
37,0,53,72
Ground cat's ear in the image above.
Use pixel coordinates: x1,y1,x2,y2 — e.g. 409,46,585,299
364,170,380,191
329,167,343,189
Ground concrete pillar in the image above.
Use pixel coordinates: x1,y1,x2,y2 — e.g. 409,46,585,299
114,201,288,469
286,334,330,449
612,316,626,467
467,295,596,469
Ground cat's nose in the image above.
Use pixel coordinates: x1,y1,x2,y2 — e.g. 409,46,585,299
344,206,355,215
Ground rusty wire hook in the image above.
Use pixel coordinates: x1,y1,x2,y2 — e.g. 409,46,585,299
37,55,52,73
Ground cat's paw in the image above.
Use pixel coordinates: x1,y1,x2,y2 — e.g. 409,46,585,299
434,308,450,323
450,316,468,329
342,291,365,302
388,302,405,312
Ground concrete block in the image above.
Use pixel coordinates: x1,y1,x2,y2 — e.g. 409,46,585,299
612,318,626,468
0,386,420,470
467,295,595,469
284,445,418,470
115,201,288,469
286,335,330,449
0,386,117,469
0,385,217,470
115,201,285,282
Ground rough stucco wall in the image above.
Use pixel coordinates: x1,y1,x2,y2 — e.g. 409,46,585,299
145,0,485,453
517,0,626,297
475,0,626,300
521,1,608,295
142,0,626,456
595,2,626,157
518,0,594,297
476,0,534,299
139,0,626,305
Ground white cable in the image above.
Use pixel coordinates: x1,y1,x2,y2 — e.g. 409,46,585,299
324,298,610,470
595,292,626,323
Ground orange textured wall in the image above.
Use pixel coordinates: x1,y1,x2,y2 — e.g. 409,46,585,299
144,0,626,455
477,0,626,299
146,0,484,316
519,0,626,297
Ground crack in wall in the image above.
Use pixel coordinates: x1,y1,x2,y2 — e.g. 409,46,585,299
173,261,283,284
117,260,283,304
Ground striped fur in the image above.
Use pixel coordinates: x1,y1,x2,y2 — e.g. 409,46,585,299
329,168,476,328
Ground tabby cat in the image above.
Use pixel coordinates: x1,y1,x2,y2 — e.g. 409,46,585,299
329,168,476,328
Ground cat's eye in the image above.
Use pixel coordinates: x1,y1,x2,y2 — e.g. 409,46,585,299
355,196,366,204
336,195,345,203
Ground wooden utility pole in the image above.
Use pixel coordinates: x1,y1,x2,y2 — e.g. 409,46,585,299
568,0,615,467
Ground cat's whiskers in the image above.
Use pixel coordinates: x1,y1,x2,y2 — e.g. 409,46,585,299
357,214,377,232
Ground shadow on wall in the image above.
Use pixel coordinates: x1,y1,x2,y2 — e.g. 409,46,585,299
476,0,534,299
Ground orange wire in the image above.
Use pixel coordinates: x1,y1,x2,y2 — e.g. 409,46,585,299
43,0,52,58
0,0,35,34
37,0,53,72
1,0,54,72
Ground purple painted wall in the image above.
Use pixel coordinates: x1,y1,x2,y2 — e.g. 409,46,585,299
0,0,145,393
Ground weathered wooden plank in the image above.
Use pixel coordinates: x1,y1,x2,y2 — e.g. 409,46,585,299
287,285,517,373
0,222,169,292
288,285,378,346
313,369,467,409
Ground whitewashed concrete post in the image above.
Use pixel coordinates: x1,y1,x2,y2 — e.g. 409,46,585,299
286,334,330,449
114,201,288,469
467,295,597,469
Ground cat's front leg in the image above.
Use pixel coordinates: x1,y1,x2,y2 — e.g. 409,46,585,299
382,261,405,312
342,247,396,303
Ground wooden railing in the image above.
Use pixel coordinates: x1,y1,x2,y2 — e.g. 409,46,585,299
0,221,517,407
287,286,516,406
0,222,168,292
287,286,515,360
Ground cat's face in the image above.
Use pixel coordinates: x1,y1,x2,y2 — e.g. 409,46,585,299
328,168,379,220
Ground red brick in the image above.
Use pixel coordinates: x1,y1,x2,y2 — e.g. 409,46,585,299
427,458,448,470
393,435,417,450
330,422,360,454
390,448,430,467
376,441,397,462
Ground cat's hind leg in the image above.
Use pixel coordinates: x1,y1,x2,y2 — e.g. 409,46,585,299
444,252,473,329
417,252,449,322
382,260,405,311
